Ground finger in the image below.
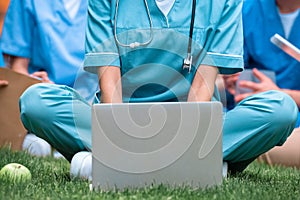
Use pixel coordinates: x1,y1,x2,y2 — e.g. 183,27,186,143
31,71,48,78
252,68,268,82
238,80,260,91
224,74,239,82
30,74,44,81
234,92,254,103
228,75,239,84
224,76,239,91
227,87,236,95
0,80,9,87
31,71,50,82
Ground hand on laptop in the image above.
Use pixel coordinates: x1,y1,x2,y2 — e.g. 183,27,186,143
0,79,8,87
234,68,279,102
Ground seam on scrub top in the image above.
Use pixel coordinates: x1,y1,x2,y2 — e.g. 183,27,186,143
164,15,170,28
207,52,243,58
86,52,119,56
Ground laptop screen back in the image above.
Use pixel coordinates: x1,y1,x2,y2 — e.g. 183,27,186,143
92,102,223,190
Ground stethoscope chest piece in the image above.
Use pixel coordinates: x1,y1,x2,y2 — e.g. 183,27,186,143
182,0,197,73
183,53,193,73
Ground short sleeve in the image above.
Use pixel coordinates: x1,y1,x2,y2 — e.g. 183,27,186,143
202,0,244,75
0,0,35,58
84,0,120,74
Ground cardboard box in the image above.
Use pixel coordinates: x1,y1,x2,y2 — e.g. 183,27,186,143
0,68,41,150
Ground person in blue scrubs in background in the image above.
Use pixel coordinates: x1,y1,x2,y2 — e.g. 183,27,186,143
1,0,98,88
19,0,297,180
0,0,98,157
225,0,300,168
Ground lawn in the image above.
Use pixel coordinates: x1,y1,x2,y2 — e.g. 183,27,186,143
0,147,299,200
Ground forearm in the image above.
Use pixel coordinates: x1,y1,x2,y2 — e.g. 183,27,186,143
5,55,29,75
281,89,300,108
188,65,218,102
98,66,122,103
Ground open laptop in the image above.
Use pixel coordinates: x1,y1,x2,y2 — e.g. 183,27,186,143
92,101,223,190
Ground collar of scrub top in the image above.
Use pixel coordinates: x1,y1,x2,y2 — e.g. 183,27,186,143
113,0,197,73
155,0,175,17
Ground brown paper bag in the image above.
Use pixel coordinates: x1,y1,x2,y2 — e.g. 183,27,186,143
0,68,41,150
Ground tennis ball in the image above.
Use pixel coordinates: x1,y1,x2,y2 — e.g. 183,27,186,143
0,163,32,183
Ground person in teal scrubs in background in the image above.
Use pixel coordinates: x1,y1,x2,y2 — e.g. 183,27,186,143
1,0,98,90
0,0,99,157
19,0,297,179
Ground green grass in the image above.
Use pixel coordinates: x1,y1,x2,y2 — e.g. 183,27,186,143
0,147,300,200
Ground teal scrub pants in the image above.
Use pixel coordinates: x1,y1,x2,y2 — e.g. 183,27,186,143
20,83,298,163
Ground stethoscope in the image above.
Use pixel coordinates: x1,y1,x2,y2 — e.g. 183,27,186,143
114,0,153,49
114,0,196,73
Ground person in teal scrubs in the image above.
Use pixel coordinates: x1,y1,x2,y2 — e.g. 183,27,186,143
19,0,297,175
0,0,98,101
0,0,99,157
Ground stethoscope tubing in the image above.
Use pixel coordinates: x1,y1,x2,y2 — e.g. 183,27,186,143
114,0,153,48
113,0,196,73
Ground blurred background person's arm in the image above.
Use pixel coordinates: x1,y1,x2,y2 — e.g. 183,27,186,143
0,0,51,83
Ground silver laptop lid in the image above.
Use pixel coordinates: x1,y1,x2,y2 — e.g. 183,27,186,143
92,102,223,190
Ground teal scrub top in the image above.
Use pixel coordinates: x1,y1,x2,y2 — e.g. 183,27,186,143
84,0,244,102
1,0,87,87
